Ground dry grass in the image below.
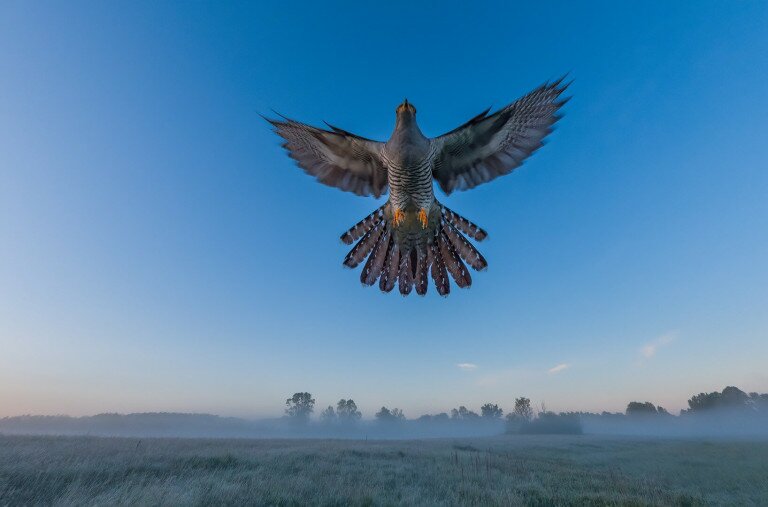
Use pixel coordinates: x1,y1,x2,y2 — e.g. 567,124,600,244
1,434,767,505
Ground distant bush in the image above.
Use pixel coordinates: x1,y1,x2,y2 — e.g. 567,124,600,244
416,413,449,423
518,412,583,435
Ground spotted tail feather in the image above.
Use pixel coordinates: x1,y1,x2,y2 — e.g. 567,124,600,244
439,231,472,288
379,241,400,293
398,249,415,295
429,242,450,296
442,219,488,271
360,229,391,285
340,205,385,245
343,221,384,268
414,247,430,296
441,205,488,241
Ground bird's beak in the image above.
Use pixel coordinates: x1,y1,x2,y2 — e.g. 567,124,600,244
397,98,411,114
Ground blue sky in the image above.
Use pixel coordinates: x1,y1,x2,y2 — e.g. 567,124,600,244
1,1,767,418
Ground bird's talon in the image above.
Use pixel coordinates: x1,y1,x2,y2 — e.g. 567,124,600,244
418,208,428,229
393,208,405,227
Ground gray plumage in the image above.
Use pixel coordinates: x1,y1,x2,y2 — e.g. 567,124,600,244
268,77,569,296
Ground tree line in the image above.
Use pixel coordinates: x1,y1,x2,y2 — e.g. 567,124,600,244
284,386,768,433
285,394,538,425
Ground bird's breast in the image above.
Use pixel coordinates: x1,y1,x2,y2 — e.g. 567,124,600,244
384,141,428,167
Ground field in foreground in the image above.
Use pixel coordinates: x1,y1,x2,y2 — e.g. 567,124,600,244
1,434,767,505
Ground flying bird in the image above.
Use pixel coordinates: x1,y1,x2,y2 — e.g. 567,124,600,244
267,78,569,296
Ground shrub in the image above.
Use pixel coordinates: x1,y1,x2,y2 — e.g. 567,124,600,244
519,412,582,435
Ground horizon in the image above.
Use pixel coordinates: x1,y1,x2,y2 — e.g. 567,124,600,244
2,2,768,420
1,382,760,421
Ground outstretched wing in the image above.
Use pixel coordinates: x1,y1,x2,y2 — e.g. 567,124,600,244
268,116,388,198
430,78,570,195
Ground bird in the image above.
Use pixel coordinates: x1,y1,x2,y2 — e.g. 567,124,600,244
267,77,569,296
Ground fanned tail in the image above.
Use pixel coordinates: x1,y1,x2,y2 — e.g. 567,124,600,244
341,203,488,296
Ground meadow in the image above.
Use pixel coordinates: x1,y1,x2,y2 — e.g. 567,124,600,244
1,434,767,505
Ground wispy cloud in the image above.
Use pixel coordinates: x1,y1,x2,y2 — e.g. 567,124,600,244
456,363,477,371
640,332,677,360
548,363,569,374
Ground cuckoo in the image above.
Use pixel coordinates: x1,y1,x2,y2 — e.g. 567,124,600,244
267,77,569,296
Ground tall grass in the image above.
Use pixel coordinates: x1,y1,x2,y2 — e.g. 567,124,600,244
1,434,767,505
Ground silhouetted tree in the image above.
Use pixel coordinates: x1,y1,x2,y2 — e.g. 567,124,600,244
433,412,449,422
336,399,362,422
285,392,315,422
687,386,750,413
513,397,533,422
721,386,749,407
506,398,534,432
626,401,658,416
687,391,719,412
320,406,336,422
376,407,392,420
375,406,405,422
451,406,480,421
480,403,503,419
749,392,768,412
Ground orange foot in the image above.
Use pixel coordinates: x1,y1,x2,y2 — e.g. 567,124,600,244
418,208,429,229
393,208,405,227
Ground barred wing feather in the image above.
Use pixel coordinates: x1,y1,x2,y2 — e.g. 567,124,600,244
430,78,570,195
268,116,388,197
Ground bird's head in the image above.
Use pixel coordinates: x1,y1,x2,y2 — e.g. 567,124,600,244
395,98,417,117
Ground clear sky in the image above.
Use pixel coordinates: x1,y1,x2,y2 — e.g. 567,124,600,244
1,1,767,418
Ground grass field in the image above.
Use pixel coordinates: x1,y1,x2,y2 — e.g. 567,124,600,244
1,434,767,505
